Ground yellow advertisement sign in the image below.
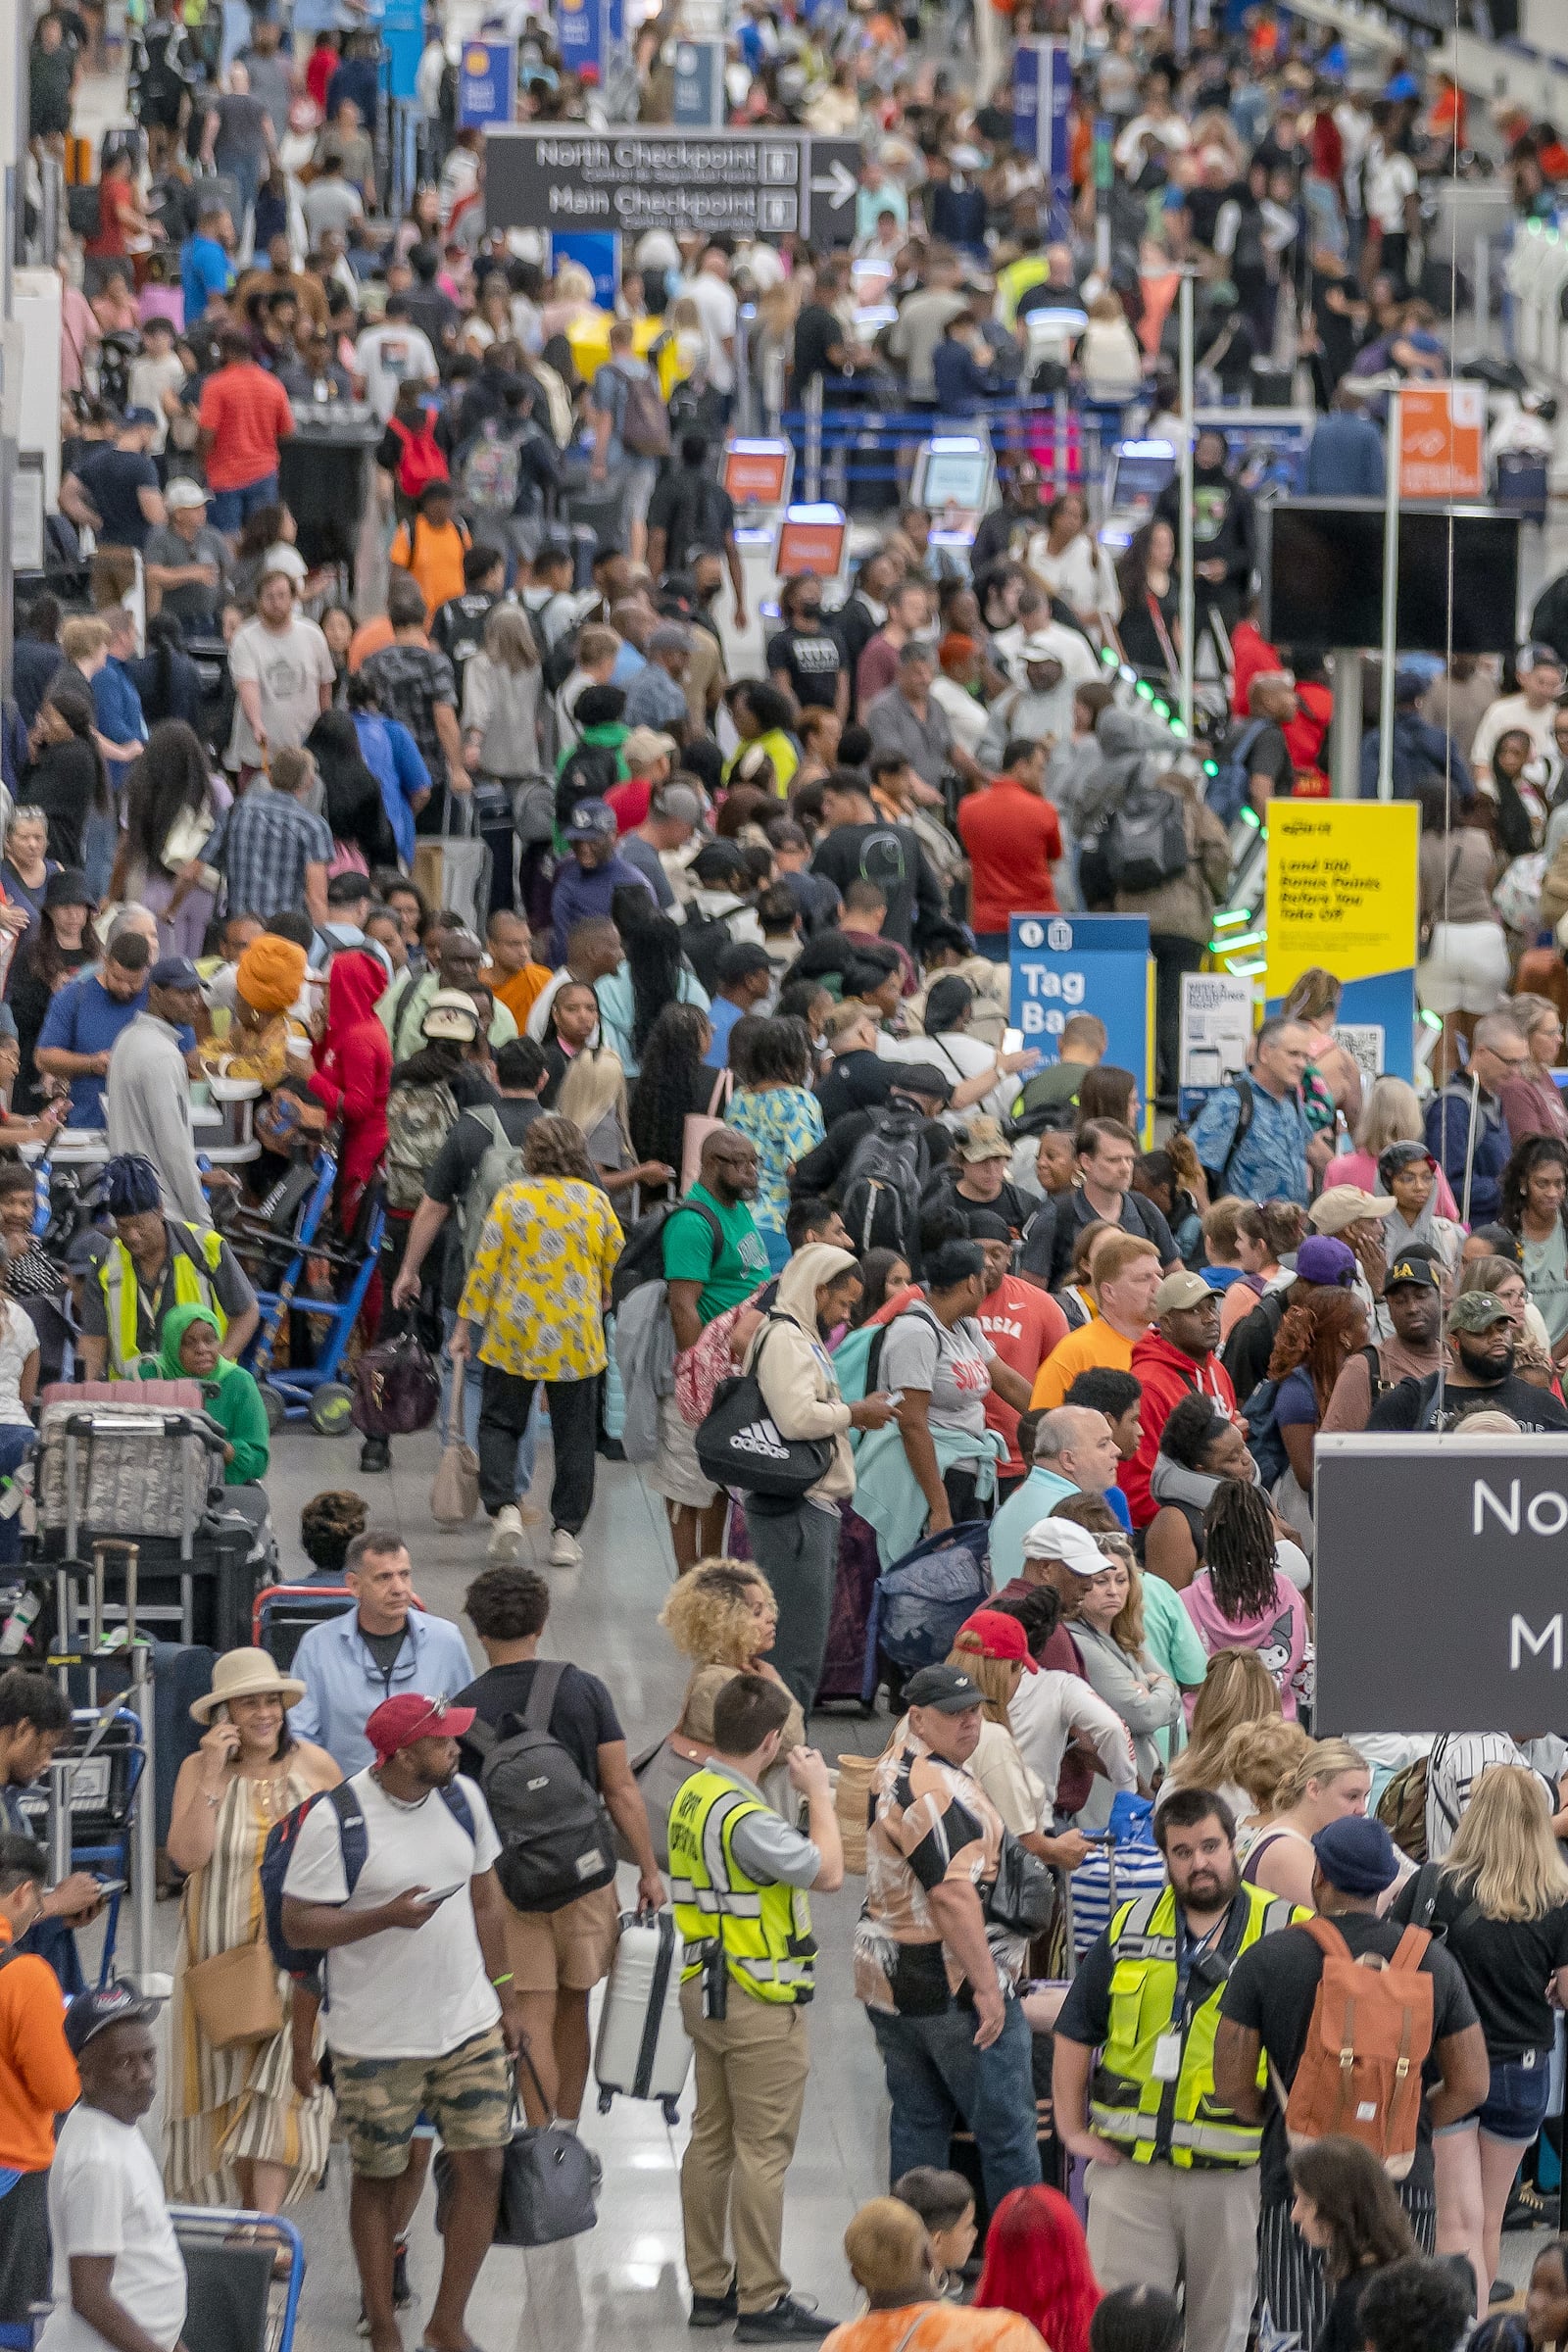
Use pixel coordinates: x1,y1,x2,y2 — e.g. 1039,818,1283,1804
1264,801,1420,997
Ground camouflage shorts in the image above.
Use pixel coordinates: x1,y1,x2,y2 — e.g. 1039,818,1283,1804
334,2025,513,2178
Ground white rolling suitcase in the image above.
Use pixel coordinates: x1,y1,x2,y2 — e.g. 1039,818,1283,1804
593,1908,693,2123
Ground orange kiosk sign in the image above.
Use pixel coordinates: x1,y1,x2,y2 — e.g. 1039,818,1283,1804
1397,382,1486,501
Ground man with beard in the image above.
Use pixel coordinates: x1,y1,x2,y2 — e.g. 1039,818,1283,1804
1367,1290,1568,1434
1052,1788,1306,2352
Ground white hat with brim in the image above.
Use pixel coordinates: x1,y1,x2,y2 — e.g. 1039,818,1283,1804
190,1646,306,1723
1019,1518,1108,1576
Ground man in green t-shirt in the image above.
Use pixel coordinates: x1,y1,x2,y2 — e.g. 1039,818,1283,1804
655,1130,770,1570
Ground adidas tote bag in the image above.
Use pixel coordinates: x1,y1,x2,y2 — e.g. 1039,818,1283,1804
694,1319,833,1500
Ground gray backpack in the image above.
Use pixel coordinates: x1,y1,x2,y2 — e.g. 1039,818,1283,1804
466,1664,617,1913
457,1104,529,1271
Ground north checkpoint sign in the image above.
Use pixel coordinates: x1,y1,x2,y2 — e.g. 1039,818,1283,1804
484,127,861,243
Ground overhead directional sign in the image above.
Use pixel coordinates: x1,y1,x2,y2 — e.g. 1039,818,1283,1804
484,128,861,243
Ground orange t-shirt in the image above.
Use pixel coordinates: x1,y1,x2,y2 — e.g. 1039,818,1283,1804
390,514,470,619
0,1924,81,2172
198,362,296,491
492,961,553,1029
822,2309,1047,2352
1030,1316,1137,1410
348,613,396,672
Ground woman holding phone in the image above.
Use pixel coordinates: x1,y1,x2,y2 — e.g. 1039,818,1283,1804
165,1649,340,2217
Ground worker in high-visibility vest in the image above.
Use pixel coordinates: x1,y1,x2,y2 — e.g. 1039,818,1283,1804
1053,1787,1305,2352
667,1672,844,2344
78,1152,260,1380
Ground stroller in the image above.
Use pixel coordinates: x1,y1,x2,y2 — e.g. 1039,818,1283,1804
226,1149,384,1435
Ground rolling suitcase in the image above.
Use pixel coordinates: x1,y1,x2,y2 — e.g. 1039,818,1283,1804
593,1908,692,2124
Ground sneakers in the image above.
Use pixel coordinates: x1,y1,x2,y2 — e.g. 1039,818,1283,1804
735,2297,836,2343
487,1504,525,1562
549,1527,583,1568
359,1437,390,1474
690,2280,739,2329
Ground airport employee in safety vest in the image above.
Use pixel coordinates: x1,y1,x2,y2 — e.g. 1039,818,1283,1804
667,1672,844,2345
77,1153,260,1380
1051,1786,1304,2352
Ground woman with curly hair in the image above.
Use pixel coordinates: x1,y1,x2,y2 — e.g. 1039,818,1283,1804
452,1112,624,1571
657,1557,807,1811
1499,1133,1568,1352
1265,1288,1368,1544
628,1002,717,1198
1182,1481,1311,1718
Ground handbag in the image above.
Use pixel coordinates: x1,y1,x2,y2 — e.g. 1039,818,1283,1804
984,1829,1057,1937
680,1068,732,1197
163,803,216,869
435,2048,598,2248
351,1314,442,1438
429,1392,480,1525
183,1934,284,2050
694,1317,834,1499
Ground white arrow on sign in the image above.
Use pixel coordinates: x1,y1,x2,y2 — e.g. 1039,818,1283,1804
809,160,857,209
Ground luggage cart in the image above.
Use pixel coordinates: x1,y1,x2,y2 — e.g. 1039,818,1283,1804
46,1542,159,1989
11,1697,145,1988
228,1151,385,1435
253,1581,428,1671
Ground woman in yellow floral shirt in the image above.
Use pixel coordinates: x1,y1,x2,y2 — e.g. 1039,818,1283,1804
453,1113,623,1570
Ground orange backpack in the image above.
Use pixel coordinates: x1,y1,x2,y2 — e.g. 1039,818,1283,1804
1276,1916,1436,2179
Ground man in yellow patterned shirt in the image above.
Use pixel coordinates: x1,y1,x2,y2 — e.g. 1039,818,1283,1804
452,1114,623,1570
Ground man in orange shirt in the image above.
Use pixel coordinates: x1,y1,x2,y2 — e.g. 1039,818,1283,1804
0,1833,81,2323
197,327,296,533
956,740,1062,958
1029,1233,1160,1410
389,480,471,618
484,910,552,1030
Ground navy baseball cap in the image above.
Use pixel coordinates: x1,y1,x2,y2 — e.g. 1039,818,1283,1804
564,799,616,843
65,1984,161,2055
150,956,201,990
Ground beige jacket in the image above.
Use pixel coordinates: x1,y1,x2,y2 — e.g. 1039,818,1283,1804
745,1244,858,1506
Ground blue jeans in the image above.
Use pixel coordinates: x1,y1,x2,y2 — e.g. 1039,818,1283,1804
0,1427,33,1568
211,471,279,532
868,1990,1042,2214
440,1307,537,1491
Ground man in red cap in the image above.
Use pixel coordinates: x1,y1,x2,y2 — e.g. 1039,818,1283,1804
281,1691,522,2352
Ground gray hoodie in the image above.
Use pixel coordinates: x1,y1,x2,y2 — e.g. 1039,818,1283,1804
1074,706,1184,838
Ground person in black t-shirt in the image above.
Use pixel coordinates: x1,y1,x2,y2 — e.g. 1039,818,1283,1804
767,575,848,718
430,545,507,701
456,1563,664,2129
808,771,946,953
60,416,166,600
1367,1290,1568,1435
1214,1815,1488,2348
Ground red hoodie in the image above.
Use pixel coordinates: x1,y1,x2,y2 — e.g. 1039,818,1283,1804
1120,1331,1237,1529
310,950,392,1194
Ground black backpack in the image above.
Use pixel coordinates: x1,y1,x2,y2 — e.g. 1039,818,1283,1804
662,471,729,570
680,903,744,996
840,1104,932,1256
466,1665,617,1914
542,621,581,699
555,737,618,830
1103,781,1190,893
609,1197,723,1311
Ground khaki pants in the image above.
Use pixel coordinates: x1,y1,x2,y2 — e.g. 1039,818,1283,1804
1086,2158,1260,2352
679,1975,810,2316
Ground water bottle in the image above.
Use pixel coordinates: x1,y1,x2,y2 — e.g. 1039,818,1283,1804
0,1586,43,1656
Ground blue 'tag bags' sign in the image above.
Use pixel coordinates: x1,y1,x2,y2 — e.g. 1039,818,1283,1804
1008,912,1152,1091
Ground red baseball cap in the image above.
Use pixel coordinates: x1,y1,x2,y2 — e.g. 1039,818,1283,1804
366,1692,475,1762
956,1608,1039,1673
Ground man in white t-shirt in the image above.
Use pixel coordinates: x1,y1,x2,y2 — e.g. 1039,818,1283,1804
356,300,440,423
1469,643,1566,785
226,569,335,774
41,1987,187,2352
281,1692,521,2352
682,247,739,399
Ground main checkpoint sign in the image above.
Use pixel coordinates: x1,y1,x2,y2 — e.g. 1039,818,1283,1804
484,127,861,243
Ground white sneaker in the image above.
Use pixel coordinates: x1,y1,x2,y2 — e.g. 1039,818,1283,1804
487,1504,525,1562
549,1527,583,1569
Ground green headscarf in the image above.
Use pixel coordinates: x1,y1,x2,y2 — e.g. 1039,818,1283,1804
151,1302,235,1385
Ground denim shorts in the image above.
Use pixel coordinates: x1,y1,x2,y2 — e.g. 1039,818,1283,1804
1478,2049,1552,2143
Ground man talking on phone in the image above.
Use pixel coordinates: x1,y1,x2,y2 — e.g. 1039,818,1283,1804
280,1693,521,2352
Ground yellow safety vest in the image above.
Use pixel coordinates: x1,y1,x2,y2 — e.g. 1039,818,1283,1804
1090,1880,1300,2170
668,1767,816,2009
100,1223,229,1377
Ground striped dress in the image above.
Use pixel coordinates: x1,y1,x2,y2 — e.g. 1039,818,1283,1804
164,1766,334,2208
